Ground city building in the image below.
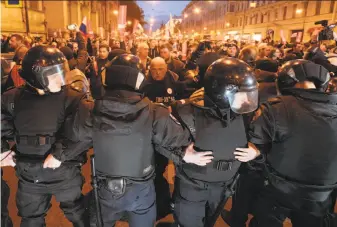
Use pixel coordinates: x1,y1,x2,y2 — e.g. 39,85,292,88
1,0,120,40
181,0,337,42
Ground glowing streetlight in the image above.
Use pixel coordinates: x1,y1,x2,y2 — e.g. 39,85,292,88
296,9,303,14
249,2,257,8
113,10,118,15
194,8,200,14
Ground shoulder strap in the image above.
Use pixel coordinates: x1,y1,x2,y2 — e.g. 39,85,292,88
170,102,196,142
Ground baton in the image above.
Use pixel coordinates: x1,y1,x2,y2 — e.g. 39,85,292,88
90,155,103,227
205,172,240,227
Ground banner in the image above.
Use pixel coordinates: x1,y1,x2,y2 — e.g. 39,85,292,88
118,5,127,30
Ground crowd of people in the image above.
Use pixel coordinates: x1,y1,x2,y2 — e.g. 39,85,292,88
1,27,337,227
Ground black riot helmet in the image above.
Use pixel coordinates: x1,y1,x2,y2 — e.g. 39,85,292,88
20,46,66,93
204,57,258,114
277,59,331,95
327,77,337,93
102,54,147,91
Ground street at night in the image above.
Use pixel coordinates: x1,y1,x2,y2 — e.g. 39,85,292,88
1,1,337,227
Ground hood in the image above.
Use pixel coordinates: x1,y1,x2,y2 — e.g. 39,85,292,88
288,89,337,118
93,90,151,134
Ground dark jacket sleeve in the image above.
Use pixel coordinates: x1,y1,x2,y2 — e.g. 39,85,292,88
248,97,289,147
75,32,88,73
152,104,190,165
1,89,17,152
52,89,94,162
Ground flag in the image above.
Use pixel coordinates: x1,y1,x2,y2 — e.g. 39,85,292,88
79,16,88,36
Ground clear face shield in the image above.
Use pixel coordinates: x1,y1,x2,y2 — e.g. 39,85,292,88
32,63,65,92
225,86,259,114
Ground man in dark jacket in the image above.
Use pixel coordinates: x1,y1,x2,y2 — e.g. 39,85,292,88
248,60,336,227
149,39,159,59
1,46,93,227
60,32,88,73
91,54,212,227
159,43,187,81
144,57,191,220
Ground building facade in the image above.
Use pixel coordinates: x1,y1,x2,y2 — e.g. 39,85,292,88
1,0,120,40
181,0,337,42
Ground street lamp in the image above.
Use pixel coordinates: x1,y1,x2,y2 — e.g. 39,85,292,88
296,9,303,14
113,10,118,16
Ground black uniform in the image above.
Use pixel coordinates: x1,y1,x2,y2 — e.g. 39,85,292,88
92,54,190,227
173,58,259,227
249,60,337,227
1,46,93,227
144,69,193,219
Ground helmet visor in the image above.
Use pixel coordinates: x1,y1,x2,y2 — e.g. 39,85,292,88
226,89,258,114
35,64,65,91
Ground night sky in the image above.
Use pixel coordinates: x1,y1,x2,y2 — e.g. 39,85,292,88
137,1,190,30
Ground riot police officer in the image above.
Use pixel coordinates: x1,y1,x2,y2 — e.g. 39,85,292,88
248,60,337,227
1,46,93,227
172,58,260,227
91,54,213,227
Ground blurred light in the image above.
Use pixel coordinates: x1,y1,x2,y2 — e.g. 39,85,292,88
296,9,303,14
113,10,118,15
204,27,207,30
217,31,221,35
192,29,194,32
127,21,132,25
194,8,200,14
249,2,257,8
226,22,230,27
184,14,188,18
209,1,214,3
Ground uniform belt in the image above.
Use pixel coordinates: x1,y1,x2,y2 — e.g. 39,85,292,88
15,135,56,146
185,160,234,173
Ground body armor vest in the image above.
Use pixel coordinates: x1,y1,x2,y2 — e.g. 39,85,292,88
93,99,155,179
13,87,68,156
178,105,247,182
267,96,337,202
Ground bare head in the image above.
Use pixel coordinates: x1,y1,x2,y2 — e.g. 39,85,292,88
150,57,167,81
